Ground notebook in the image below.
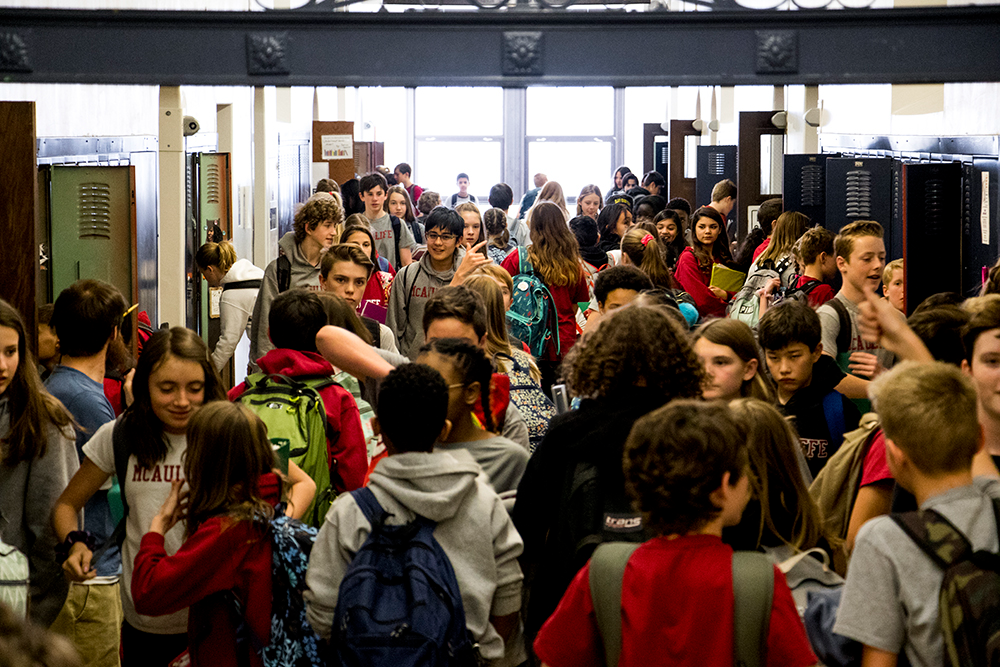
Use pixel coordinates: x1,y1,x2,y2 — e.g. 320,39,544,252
710,264,747,293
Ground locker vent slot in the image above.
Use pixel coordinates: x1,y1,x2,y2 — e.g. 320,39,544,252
844,169,872,219
77,182,112,239
659,145,669,163
800,164,824,206
924,178,946,237
709,152,726,176
205,163,221,205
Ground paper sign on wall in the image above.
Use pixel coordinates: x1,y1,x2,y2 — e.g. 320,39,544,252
322,135,353,160
983,171,991,246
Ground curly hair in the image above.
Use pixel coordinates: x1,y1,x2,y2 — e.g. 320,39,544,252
527,201,583,288
292,192,344,244
624,400,748,536
563,303,703,401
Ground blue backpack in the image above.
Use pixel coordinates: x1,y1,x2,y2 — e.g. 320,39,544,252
332,488,479,667
506,247,559,359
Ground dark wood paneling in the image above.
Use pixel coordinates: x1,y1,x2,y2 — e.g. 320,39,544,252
0,102,38,347
737,110,785,241
669,119,699,208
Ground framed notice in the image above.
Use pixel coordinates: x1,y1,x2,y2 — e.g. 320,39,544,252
322,134,353,160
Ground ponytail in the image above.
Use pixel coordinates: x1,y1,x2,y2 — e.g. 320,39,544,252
483,208,510,250
195,240,238,273
621,227,680,290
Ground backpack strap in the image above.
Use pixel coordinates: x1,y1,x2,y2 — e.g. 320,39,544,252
277,254,292,294
517,246,531,276
97,417,132,553
732,551,774,667
827,298,853,358
222,279,262,292
390,215,402,270
822,391,847,452
889,500,1000,570
361,316,382,348
401,262,425,340
589,542,640,667
350,487,388,527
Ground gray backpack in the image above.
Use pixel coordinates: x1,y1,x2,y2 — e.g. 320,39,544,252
0,537,29,618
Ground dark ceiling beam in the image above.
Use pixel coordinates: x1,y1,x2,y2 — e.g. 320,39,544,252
0,6,998,87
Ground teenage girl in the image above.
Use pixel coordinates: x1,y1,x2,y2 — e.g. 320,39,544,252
620,227,681,291
483,208,515,265
724,398,829,553
341,221,395,310
131,402,314,667
691,318,774,403
653,209,688,270
576,184,602,220
463,274,541,382
750,211,812,286
501,201,589,392
536,181,569,220
0,299,78,626
596,201,632,256
195,240,265,372
385,184,424,245
674,206,737,318
456,202,489,259
609,166,631,197
415,338,528,494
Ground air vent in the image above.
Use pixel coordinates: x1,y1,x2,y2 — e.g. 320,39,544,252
77,182,112,239
844,169,872,219
709,152,726,176
205,163,221,205
800,164,824,207
659,145,669,163
924,178,946,236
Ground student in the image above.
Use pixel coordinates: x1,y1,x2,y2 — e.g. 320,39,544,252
343,218,395,274
416,190,441,220
692,318,774,403
750,197,784,263
570,215,610,279
456,202,489,259
44,280,127,663
314,178,339,195
665,197,692,234
501,202,589,391
750,211,811,285
576,184,602,220
475,263,515,311
883,258,905,312
387,207,467,359
385,184,424,245
533,400,816,667
392,162,423,205
633,195,666,227
250,192,343,368
620,227,679,291
416,338,528,493
130,402,314,667
641,170,665,196
608,165,631,197
817,220,899,403
303,363,524,666
792,226,838,308
0,299,78,628
834,361,1000,667
484,207,515,264
319,244,397,352
653,208,687,270
707,178,737,228
583,265,653,333
758,301,861,479
513,304,704,644
359,172,414,271
674,206,736,318
962,300,1000,473
449,172,478,208
724,398,829,552
37,303,60,380
536,181,568,220
463,274,541,382
53,328,225,665
230,289,367,496
195,240,264,372
622,172,640,191
517,172,548,222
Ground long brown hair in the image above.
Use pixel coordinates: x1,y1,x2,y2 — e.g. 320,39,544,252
385,185,416,224
537,181,568,218
527,201,583,288
692,318,774,402
758,211,811,265
576,184,603,217
729,398,829,551
183,402,276,535
122,327,225,470
463,275,542,383
621,227,680,290
689,206,734,271
0,299,73,464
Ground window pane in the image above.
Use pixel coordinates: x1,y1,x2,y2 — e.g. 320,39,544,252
358,87,407,169
415,87,503,137
527,140,613,203
415,140,502,201
527,87,614,136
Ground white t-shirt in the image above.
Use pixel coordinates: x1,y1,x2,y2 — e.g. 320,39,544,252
83,420,189,634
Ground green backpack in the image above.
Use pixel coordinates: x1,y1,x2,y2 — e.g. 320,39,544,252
239,373,339,528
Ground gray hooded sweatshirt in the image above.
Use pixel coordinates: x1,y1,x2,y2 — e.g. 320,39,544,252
249,232,322,368
386,249,465,359
304,449,524,661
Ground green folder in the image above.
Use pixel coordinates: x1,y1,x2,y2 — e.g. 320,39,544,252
710,264,747,293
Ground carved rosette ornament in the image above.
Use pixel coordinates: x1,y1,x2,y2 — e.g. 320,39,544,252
756,30,798,74
0,31,31,73
247,32,290,75
503,32,543,76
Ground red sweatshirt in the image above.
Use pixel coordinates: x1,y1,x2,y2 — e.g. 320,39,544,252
131,474,281,667
229,349,368,493
674,247,730,319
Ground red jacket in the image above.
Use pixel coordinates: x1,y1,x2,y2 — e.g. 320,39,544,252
229,349,368,494
132,474,281,667
674,247,730,319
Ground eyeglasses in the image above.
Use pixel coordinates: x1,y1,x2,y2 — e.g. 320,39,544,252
426,232,457,242
447,383,465,390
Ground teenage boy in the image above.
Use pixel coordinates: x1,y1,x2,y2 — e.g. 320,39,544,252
303,363,524,666
37,303,60,379
708,178,737,223
641,170,665,196
834,361,1000,667
792,226,838,308
583,265,654,334
534,400,815,667
250,191,343,368
232,289,367,497
387,207,466,359
46,279,127,667
490,182,526,247
319,244,398,353
882,258,905,312
359,172,414,271
449,172,478,208
816,220,901,403
758,300,861,479
963,300,1000,474
751,198,783,262
393,162,423,205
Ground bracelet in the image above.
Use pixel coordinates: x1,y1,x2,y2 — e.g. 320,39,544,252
55,530,97,564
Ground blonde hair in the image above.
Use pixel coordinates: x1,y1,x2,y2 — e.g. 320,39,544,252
871,361,980,474
576,184,603,216
195,240,238,273
834,220,884,261
527,202,583,288
463,275,541,383
758,211,811,265
882,258,903,287
537,181,568,217
474,263,514,296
